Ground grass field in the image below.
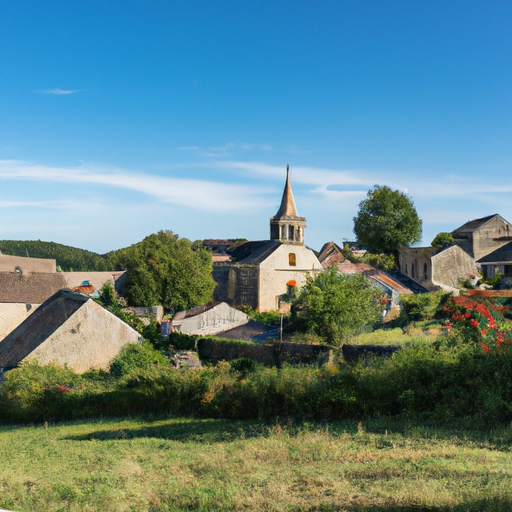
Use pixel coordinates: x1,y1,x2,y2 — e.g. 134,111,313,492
1,416,512,511
348,327,436,346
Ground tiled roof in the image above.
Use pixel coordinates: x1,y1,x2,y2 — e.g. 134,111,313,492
0,272,67,304
478,241,512,264
452,214,498,237
368,272,413,295
318,241,345,268
71,284,96,295
388,270,430,294
337,262,374,274
173,301,223,321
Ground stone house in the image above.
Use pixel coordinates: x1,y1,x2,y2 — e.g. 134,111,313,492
172,301,249,336
0,289,140,373
478,242,512,280
398,244,479,292
212,166,323,311
398,214,512,291
0,272,68,341
451,214,512,260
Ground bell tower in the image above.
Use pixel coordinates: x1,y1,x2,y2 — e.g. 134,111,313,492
270,165,306,245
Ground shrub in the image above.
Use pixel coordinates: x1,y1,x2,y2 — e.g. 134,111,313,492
399,290,447,323
167,331,196,351
0,360,83,422
442,295,512,352
229,358,262,376
109,341,168,378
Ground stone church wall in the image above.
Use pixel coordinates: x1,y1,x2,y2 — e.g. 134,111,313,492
228,266,259,310
212,264,230,302
398,247,435,287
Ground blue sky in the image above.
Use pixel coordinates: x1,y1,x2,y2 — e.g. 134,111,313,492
0,1,511,254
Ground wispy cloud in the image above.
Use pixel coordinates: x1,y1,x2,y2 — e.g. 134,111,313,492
0,160,272,213
0,200,69,209
175,143,272,157
36,88,83,95
241,143,273,151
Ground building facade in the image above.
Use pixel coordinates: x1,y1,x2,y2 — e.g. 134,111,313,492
212,167,322,311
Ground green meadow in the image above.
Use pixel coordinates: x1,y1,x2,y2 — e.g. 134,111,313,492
1,416,512,512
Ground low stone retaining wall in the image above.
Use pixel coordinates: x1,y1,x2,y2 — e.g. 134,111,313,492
197,338,332,367
341,344,400,363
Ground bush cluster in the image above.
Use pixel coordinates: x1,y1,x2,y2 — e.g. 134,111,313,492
2,339,512,426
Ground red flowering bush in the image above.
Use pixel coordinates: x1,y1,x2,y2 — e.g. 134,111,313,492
443,295,512,352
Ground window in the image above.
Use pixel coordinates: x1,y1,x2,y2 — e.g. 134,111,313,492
411,263,415,278
423,263,428,280
289,253,296,266
288,225,294,241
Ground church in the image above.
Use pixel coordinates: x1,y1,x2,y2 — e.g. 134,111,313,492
212,166,323,311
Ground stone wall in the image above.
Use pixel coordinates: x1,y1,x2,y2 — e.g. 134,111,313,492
197,338,333,367
0,303,40,341
228,266,260,309
258,244,322,311
29,300,140,373
398,247,435,287
212,264,230,302
173,303,248,336
431,245,479,290
473,216,511,260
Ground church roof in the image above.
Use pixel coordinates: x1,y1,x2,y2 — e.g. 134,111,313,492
229,240,282,265
273,165,299,218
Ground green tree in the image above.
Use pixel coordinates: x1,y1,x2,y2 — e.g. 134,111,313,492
119,231,216,311
294,266,383,346
431,232,454,248
353,185,422,254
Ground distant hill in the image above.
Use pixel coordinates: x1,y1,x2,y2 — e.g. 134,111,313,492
0,234,211,273
0,240,115,272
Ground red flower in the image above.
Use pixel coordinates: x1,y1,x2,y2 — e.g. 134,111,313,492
286,280,297,287
470,319,479,327
480,328,488,336
481,343,490,353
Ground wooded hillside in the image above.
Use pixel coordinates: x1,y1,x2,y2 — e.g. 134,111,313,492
0,240,111,271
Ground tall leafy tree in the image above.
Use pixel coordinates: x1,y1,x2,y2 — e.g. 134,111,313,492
117,231,216,312
353,185,422,254
431,232,454,248
294,266,383,346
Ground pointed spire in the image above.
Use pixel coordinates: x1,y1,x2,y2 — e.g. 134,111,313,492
275,164,298,218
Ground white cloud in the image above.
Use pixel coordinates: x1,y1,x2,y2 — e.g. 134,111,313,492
37,88,82,95
0,160,272,213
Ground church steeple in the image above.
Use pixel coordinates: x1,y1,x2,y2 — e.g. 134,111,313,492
275,165,298,217
270,165,307,245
